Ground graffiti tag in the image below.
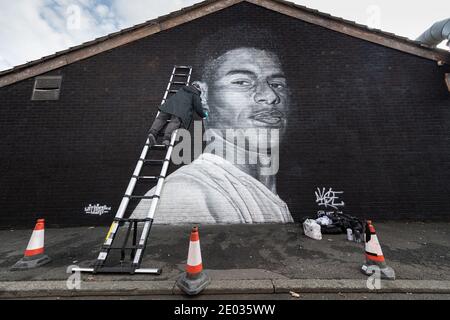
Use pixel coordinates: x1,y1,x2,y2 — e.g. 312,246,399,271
84,204,111,216
315,187,345,209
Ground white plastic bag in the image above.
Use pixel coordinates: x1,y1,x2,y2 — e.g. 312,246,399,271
303,219,322,240
316,215,332,226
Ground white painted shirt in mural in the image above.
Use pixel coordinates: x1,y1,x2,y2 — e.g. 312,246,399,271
131,153,294,224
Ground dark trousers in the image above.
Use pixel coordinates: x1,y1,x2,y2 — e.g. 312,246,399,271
149,111,182,141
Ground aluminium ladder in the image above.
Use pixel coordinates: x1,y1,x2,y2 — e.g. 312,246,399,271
73,66,193,274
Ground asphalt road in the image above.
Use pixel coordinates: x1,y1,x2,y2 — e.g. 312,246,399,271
2,222,450,282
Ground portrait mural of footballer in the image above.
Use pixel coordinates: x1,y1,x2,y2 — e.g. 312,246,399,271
132,25,294,224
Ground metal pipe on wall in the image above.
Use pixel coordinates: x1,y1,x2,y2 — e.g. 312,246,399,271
416,18,450,47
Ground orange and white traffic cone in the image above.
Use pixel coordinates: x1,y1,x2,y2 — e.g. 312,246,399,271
11,219,51,271
176,226,210,295
361,220,395,280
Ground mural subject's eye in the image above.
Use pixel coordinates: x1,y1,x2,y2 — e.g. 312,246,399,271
231,79,253,87
269,82,286,90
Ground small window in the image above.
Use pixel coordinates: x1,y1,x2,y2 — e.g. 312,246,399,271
31,76,62,101
446,73,450,92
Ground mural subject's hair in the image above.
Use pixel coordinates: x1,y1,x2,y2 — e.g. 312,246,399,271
195,24,284,83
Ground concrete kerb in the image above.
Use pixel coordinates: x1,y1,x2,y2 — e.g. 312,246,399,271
0,281,177,299
180,279,275,295
273,279,450,294
1,279,450,298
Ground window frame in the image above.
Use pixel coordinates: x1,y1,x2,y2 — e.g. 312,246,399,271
31,75,63,101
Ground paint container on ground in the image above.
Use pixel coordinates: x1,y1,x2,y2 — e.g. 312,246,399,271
346,228,353,241
353,230,362,243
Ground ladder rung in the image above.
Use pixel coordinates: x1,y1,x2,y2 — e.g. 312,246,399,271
72,267,161,275
114,218,152,223
168,90,178,93
134,175,162,181
95,266,136,274
175,66,191,69
97,266,161,275
141,159,166,165
171,81,186,85
173,73,189,76
108,246,142,250
124,195,160,199
146,144,168,150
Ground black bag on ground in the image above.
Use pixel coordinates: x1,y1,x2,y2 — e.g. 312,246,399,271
301,212,364,237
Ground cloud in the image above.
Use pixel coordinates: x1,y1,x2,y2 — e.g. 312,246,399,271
0,0,65,71
111,0,200,28
95,4,111,18
0,0,120,71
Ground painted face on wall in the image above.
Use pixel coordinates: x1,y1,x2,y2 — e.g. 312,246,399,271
200,48,289,149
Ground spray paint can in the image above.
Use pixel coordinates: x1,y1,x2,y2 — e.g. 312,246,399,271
353,230,362,243
346,228,354,241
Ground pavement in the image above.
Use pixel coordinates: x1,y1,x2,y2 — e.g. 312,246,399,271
0,222,449,298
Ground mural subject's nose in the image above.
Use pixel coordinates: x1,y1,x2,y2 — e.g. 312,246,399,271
254,82,280,105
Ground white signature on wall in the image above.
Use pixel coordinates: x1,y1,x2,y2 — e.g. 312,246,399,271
84,204,111,216
315,187,345,210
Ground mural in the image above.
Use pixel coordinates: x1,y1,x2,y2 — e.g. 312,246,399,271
132,25,294,224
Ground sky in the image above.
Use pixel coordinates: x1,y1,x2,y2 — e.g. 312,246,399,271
0,0,449,72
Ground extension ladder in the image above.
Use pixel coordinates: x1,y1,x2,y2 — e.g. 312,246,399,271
73,65,193,274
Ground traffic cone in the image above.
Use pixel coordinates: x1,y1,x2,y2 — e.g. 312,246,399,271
10,219,51,271
176,226,210,295
361,220,395,280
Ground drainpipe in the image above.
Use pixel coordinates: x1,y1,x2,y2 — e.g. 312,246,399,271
416,18,450,48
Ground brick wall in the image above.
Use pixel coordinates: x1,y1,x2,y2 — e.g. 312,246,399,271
0,2,449,229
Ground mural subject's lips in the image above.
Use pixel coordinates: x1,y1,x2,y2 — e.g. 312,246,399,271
250,109,285,126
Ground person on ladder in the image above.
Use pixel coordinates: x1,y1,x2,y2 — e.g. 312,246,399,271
148,82,208,146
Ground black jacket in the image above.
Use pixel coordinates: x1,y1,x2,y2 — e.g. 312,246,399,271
159,85,206,128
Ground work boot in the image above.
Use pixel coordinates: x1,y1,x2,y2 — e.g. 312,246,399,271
162,139,170,147
148,133,157,147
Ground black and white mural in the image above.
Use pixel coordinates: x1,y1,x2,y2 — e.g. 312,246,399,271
133,26,294,224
